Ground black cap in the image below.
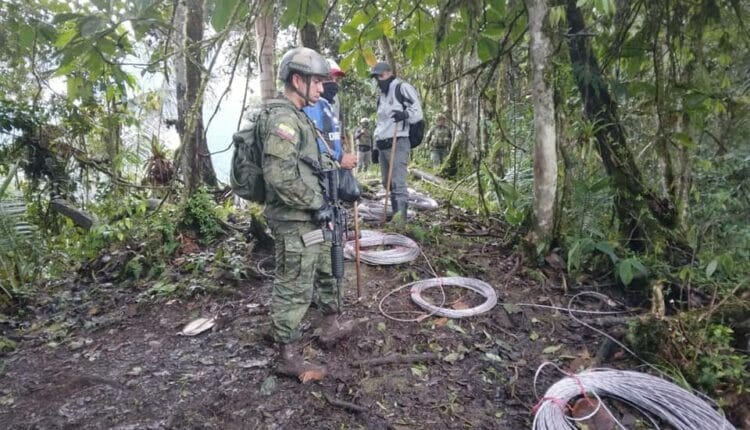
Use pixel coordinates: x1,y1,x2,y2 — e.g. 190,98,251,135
369,62,392,77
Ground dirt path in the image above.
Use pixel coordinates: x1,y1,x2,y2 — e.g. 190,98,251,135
0,219,609,429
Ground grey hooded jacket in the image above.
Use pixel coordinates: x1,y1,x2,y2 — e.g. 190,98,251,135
373,78,424,143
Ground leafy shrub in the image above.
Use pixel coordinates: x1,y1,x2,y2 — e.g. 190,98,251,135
178,187,224,243
626,315,748,395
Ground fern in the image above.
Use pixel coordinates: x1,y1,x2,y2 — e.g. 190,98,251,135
0,166,41,302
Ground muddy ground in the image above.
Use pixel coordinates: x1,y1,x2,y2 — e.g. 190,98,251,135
0,199,662,429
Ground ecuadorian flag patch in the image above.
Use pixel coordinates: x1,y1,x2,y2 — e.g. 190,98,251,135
273,123,296,141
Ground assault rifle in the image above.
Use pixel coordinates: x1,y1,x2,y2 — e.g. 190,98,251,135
300,157,347,307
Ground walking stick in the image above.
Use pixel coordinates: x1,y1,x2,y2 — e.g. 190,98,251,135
382,127,398,223
353,201,363,299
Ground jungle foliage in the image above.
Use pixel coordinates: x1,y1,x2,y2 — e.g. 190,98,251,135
0,0,748,405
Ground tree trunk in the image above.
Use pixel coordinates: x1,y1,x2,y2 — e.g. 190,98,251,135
175,0,217,196
526,0,557,252
565,0,681,251
255,0,275,101
299,22,319,50
378,36,396,75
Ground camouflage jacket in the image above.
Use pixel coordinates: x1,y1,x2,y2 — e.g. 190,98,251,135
426,124,452,150
260,97,334,221
354,126,372,148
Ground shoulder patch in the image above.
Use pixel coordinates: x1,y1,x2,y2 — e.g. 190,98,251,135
273,123,297,141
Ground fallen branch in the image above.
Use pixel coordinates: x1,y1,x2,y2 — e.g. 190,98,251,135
323,392,367,414
351,352,439,367
50,199,96,230
409,168,445,185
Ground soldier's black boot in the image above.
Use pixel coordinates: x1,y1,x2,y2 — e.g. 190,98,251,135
318,314,356,348
275,342,326,380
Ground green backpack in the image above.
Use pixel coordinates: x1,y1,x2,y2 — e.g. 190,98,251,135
230,101,290,203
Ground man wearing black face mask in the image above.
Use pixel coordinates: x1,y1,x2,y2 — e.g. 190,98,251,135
370,61,423,222
303,59,356,170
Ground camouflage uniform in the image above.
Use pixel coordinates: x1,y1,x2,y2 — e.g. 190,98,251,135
354,124,372,172
260,97,340,344
425,123,452,166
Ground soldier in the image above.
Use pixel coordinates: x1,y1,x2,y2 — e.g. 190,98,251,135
260,47,355,380
354,118,373,172
425,114,452,166
370,61,424,221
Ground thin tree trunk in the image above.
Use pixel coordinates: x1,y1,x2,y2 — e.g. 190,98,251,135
180,0,217,194
255,0,275,101
565,0,681,251
526,0,557,251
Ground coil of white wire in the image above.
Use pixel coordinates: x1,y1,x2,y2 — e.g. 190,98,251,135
357,199,415,221
532,365,736,430
407,190,439,211
372,188,439,212
343,230,420,265
409,277,497,318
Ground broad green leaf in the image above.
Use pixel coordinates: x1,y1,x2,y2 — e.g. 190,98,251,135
339,37,356,53
443,30,463,46
407,39,429,67
211,0,240,32
349,10,370,28
483,22,505,39
380,19,395,38
18,24,36,50
718,254,733,275
306,0,326,25
341,23,360,36
595,241,618,263
55,28,78,48
705,259,718,278
362,47,376,66
79,16,107,38
280,0,302,27
618,260,634,286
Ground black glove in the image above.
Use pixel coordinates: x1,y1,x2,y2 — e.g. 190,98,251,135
391,110,408,122
313,202,334,224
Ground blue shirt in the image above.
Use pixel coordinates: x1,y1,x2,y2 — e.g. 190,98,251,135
303,98,343,161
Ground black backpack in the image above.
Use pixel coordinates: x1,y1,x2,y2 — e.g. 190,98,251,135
393,82,426,148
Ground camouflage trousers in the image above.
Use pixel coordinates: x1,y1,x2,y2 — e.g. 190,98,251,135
268,219,340,344
430,148,447,166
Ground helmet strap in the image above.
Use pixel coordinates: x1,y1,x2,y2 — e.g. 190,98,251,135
291,73,315,106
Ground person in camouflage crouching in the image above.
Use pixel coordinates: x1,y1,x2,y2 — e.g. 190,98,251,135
260,47,356,380
425,114,452,166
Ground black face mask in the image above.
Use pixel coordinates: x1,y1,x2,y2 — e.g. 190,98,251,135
322,82,339,103
377,76,395,94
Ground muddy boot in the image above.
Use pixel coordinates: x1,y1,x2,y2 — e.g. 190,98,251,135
318,314,356,348
275,342,327,379
391,197,408,224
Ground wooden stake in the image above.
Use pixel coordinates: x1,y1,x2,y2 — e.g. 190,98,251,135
353,201,363,299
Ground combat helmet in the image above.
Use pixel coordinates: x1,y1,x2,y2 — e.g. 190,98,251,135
360,117,370,124
278,47,330,82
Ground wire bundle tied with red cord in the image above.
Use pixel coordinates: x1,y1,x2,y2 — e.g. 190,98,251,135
532,364,736,430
